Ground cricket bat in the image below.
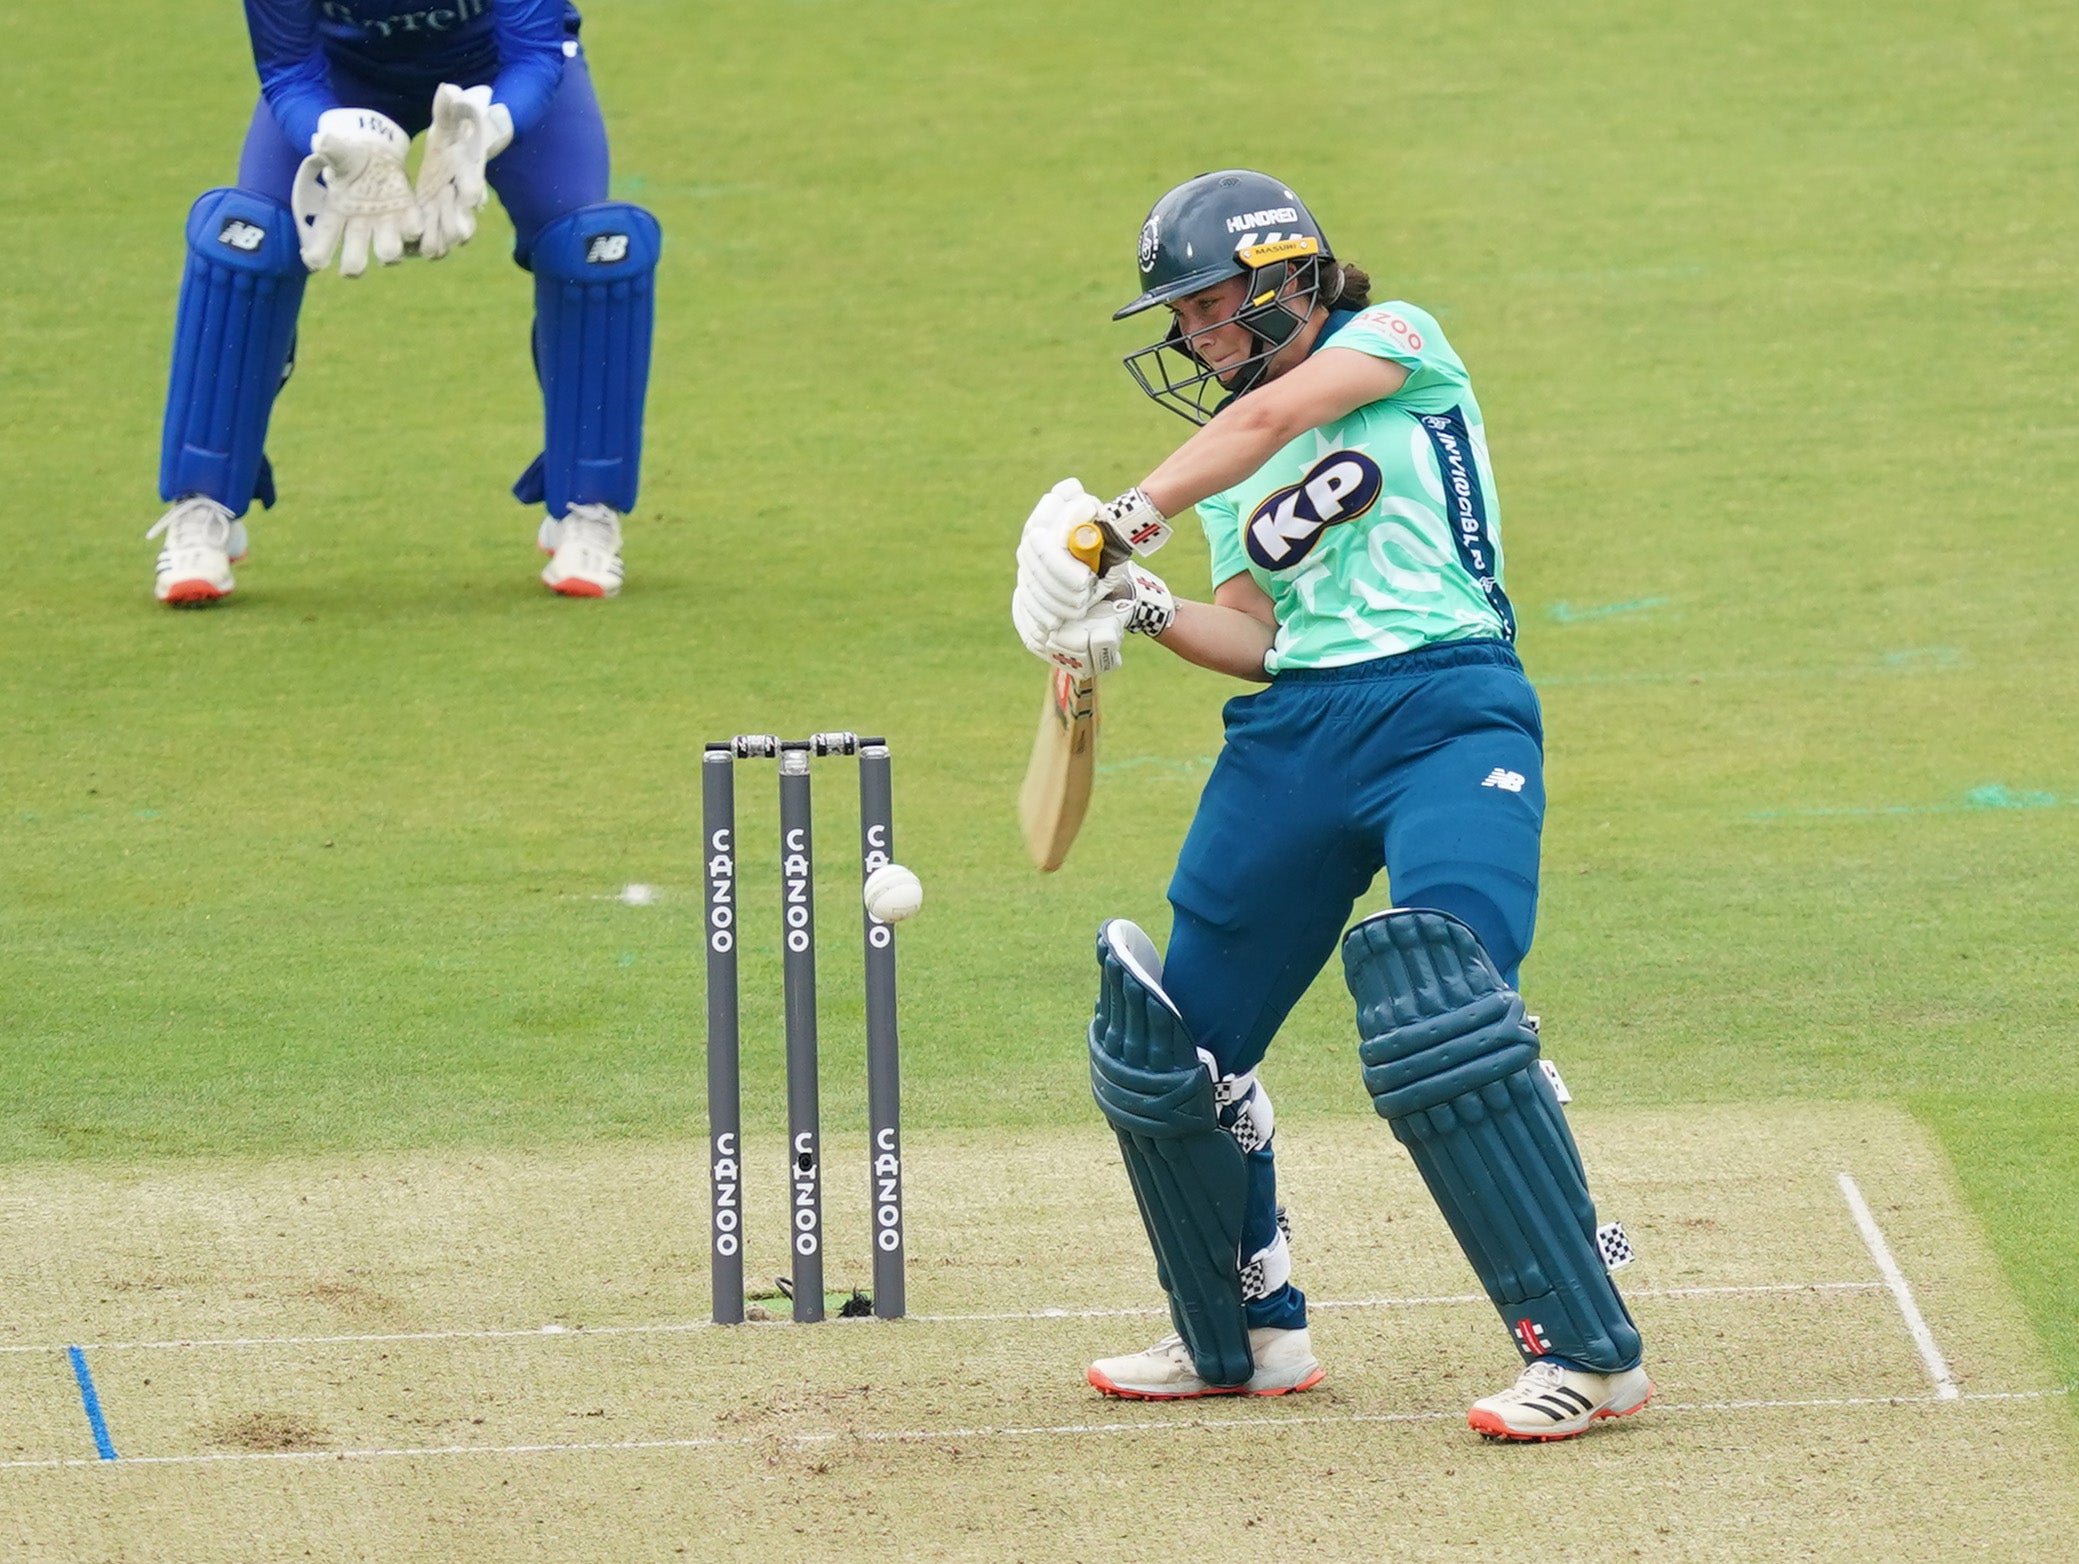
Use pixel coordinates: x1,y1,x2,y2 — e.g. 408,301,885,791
1017,520,1111,872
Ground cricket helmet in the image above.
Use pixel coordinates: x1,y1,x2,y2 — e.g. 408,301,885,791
1116,170,1335,425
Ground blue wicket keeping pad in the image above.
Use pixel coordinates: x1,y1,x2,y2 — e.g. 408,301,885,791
160,189,307,514
1087,921,1255,1389
513,202,661,519
1343,907,1642,1371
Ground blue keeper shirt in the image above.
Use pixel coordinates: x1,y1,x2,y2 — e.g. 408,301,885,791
244,0,578,151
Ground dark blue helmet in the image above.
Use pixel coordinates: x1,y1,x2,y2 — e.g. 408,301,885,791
1115,170,1335,425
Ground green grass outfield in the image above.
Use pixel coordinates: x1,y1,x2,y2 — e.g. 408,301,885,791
3,0,2073,1449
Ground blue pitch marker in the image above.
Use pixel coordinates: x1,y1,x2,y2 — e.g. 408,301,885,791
65,1346,117,1461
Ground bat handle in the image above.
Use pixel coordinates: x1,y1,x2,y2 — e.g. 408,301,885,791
1067,520,1107,575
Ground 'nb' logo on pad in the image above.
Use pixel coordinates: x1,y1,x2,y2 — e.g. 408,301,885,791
585,233,630,264
218,219,266,252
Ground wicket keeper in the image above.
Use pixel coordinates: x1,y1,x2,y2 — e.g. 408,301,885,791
1011,170,1652,1440
149,0,660,605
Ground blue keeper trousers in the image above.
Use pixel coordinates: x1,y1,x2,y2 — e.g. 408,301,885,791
236,50,610,267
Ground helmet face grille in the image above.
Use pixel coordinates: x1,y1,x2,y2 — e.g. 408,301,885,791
1121,257,1325,426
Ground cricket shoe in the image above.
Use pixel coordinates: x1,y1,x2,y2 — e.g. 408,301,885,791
537,503,624,597
1468,1358,1653,1441
147,496,248,607
1088,1327,1324,1400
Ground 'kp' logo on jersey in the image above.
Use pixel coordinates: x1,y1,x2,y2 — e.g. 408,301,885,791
1244,451,1382,570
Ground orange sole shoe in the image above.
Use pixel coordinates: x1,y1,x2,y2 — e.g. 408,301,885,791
1468,1379,1654,1442
160,580,230,607
1088,1364,1326,1400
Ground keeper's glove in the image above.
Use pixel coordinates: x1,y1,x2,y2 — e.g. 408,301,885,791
415,83,514,260
292,108,423,276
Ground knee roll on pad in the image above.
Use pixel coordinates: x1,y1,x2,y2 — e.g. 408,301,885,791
1342,908,1641,1370
161,189,306,513
515,202,661,518
1088,919,1254,1388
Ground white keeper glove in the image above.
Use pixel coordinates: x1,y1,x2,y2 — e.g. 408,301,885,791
1034,561,1177,679
292,108,423,276
1011,478,1106,658
414,83,514,260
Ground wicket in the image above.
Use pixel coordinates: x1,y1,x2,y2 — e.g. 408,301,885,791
703,732,905,1324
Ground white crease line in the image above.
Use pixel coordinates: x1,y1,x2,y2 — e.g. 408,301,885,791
0,1323,714,1355
1,1384,2067,1473
1838,1171,1960,1400
0,1281,1886,1355
930,1282,1883,1322
1316,1281,1886,1308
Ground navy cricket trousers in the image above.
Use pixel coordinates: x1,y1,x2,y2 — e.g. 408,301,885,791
1164,637,1546,1079
1160,637,1544,1327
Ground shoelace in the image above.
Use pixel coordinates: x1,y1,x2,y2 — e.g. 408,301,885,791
146,498,232,550
1503,1360,1569,1399
558,504,621,553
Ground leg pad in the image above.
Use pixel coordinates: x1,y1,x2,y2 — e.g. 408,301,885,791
160,189,306,513
516,202,661,517
1088,920,1254,1388
1343,908,1641,1370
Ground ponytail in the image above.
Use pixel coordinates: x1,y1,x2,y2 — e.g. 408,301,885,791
1318,261,1374,311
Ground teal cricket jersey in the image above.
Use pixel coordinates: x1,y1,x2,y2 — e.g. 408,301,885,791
1196,302,1516,673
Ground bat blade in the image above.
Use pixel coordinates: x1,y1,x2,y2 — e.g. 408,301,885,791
1018,665,1098,872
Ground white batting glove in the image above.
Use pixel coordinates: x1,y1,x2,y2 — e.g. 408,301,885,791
415,83,514,260
1014,478,1107,627
1027,565,1175,678
1034,606,1125,679
292,108,423,276
1104,560,1177,638
1097,488,1174,556
1012,579,1065,661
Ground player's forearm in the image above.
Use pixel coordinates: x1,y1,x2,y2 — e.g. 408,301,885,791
1138,396,1305,519
1155,599,1275,683
1137,345,1413,519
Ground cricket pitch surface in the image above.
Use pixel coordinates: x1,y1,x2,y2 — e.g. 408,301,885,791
4,1103,2074,1561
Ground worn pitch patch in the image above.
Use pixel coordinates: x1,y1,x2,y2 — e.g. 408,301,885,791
0,1104,2072,1562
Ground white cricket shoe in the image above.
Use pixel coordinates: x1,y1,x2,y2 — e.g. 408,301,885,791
537,503,624,598
1468,1358,1653,1441
1088,1327,1324,1400
147,496,248,607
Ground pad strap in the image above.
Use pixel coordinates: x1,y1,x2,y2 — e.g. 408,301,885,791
1088,920,1254,1387
1343,908,1641,1370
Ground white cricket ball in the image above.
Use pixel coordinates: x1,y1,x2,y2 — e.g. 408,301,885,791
862,863,923,923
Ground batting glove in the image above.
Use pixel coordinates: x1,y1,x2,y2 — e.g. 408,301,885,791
1104,561,1177,639
1030,565,1173,678
1035,606,1125,679
1014,478,1107,626
1097,487,1174,556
